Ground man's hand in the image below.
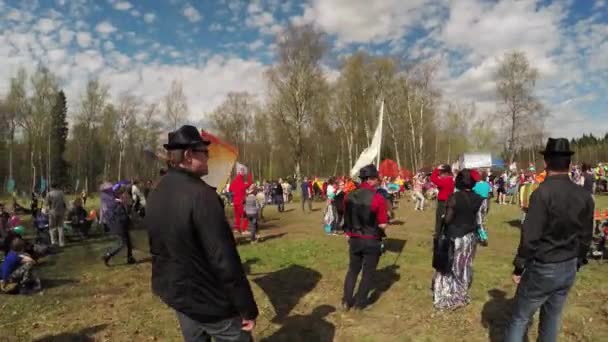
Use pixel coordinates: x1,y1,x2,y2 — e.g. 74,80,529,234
512,274,521,284
378,223,387,229
242,319,256,331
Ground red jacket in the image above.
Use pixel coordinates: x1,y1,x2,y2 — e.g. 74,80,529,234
229,173,252,200
431,167,455,201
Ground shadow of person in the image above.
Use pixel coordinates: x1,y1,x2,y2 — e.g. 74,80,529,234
261,305,336,342
506,220,522,229
242,257,261,275
481,289,531,342
34,324,108,342
41,278,79,290
254,265,322,322
366,264,401,307
235,233,287,246
383,238,407,254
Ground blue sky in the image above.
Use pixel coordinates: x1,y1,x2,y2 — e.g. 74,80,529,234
0,0,606,138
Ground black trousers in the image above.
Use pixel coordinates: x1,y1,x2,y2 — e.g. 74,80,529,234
343,238,382,308
435,200,446,236
106,231,133,259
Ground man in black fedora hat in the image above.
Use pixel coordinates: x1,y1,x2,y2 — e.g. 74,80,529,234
505,138,593,342
342,164,389,311
145,125,258,342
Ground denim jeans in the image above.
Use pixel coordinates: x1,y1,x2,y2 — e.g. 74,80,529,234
246,215,257,241
504,258,577,342
106,231,133,259
176,311,252,342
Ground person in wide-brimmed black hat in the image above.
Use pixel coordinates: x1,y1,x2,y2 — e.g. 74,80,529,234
145,125,259,341
505,138,594,342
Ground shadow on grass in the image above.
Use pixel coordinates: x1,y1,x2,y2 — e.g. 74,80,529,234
242,257,260,275
33,323,108,342
236,233,287,245
481,289,532,342
261,305,336,342
389,220,405,226
506,220,522,229
283,208,295,213
43,278,79,289
254,264,322,322
383,238,407,256
367,264,401,307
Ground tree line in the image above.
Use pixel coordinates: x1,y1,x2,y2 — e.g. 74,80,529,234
0,25,606,194
0,69,190,194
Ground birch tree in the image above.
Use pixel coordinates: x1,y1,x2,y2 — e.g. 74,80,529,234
266,24,326,181
495,51,544,163
164,80,189,131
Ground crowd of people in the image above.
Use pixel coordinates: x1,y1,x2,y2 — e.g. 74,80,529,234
0,123,602,342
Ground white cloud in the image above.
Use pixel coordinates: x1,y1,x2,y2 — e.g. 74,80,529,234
95,21,117,35
292,0,439,45
113,1,132,11
144,13,156,24
76,32,92,48
35,18,60,34
246,10,281,35
104,41,115,51
74,50,105,73
209,23,223,31
47,48,66,63
131,10,141,17
134,52,149,61
248,39,264,51
183,3,202,23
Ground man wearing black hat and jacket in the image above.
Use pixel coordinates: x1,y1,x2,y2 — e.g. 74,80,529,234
145,125,258,342
505,138,594,342
342,164,389,311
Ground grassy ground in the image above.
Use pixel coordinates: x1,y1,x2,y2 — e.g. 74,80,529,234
1,194,608,341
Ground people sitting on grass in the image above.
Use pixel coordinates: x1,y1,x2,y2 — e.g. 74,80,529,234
33,208,50,245
1,225,24,256
0,238,41,294
67,198,91,239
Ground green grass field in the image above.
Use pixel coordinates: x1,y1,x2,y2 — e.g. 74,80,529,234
1,194,608,341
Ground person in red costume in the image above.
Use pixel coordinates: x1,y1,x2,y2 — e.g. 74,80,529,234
230,171,253,234
431,164,455,236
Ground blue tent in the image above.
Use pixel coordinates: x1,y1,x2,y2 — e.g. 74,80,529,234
491,157,505,169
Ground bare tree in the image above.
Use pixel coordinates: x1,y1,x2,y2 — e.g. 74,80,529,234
495,51,545,163
4,69,29,184
208,92,257,159
164,80,189,131
266,24,326,181
116,94,139,180
78,79,108,190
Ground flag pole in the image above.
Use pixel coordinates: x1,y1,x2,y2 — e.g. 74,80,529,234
376,100,384,167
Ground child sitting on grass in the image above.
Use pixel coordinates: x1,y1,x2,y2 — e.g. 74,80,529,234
244,185,261,243
67,198,91,239
1,238,41,294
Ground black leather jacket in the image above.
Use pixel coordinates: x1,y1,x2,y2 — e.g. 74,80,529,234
145,167,258,323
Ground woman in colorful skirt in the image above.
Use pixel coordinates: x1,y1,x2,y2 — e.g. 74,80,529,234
432,169,483,310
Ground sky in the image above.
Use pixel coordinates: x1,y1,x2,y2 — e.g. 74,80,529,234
0,0,606,138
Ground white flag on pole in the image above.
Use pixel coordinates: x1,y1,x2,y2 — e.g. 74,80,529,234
350,101,384,178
